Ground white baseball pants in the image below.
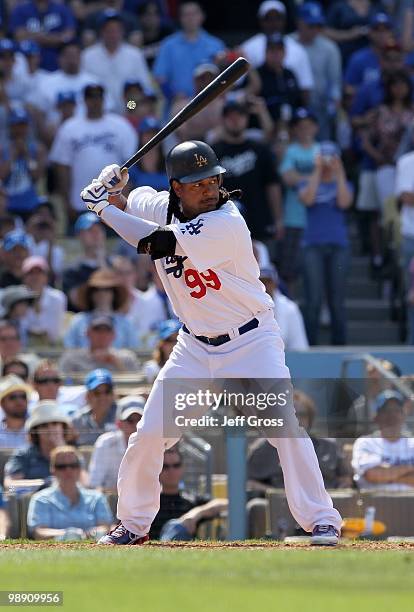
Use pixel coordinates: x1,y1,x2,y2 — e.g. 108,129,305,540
117,310,342,535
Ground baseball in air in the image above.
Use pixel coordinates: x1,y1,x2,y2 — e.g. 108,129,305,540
126,100,137,110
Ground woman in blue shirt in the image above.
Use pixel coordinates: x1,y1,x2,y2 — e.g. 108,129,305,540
299,142,353,345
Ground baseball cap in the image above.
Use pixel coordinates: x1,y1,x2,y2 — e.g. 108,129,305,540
25,401,70,432
123,80,157,98
0,375,30,403
98,9,124,27
116,395,145,421
0,39,15,54
139,116,161,133
19,40,40,56
373,390,404,414
158,319,181,341
56,91,76,105
266,33,285,47
222,99,249,116
370,12,392,28
193,63,220,78
299,2,325,25
22,255,49,275
88,314,115,330
74,212,101,234
1,229,31,251
290,107,317,125
85,368,113,391
259,265,279,284
258,1,286,18
8,108,29,125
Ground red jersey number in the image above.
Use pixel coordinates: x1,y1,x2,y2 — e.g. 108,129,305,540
184,269,221,299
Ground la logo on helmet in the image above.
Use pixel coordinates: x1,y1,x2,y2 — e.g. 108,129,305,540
194,153,208,167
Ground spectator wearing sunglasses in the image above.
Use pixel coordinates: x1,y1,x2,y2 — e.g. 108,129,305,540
71,369,117,445
88,395,145,491
143,319,181,383
27,445,113,541
0,374,31,449
30,360,85,417
3,401,73,490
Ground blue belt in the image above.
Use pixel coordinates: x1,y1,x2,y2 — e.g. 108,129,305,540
182,317,259,346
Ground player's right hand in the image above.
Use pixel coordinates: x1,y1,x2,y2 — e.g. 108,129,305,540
97,164,129,194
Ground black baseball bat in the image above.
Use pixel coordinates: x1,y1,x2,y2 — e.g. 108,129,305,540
122,57,250,170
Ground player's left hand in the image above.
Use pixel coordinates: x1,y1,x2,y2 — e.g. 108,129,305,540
80,180,110,216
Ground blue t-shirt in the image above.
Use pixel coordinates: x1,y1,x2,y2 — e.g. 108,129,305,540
279,143,319,229
129,166,169,192
153,30,225,100
0,485,4,509
9,1,75,71
27,485,113,531
2,141,39,213
300,181,350,247
345,47,380,88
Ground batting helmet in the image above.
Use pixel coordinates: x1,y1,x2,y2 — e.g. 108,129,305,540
166,141,226,184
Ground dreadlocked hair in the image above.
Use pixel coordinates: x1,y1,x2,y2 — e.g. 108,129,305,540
166,186,243,224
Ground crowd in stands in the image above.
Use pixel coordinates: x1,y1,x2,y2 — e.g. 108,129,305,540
1,0,414,540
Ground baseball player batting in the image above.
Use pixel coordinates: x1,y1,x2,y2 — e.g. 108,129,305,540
80,140,342,546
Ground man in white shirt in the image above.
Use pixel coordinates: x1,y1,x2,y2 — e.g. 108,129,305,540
88,395,145,490
241,0,314,99
260,265,309,350
49,83,137,224
395,151,414,344
32,40,109,122
21,255,67,344
81,10,152,112
352,390,414,491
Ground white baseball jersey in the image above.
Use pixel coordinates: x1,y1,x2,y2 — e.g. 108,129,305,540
126,186,274,336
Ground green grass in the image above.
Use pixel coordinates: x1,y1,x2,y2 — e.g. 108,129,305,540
0,543,413,612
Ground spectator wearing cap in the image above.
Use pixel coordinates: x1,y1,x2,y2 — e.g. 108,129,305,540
299,141,353,345
325,0,374,67
256,33,304,123
292,2,342,140
278,108,319,295
153,1,225,102
0,375,31,449
346,359,402,437
352,390,414,491
144,319,181,383
62,212,110,310
0,285,37,346
0,229,31,287
3,400,73,490
81,10,152,112
50,81,137,228
71,369,118,445
64,267,138,349
32,41,114,124
25,200,65,284
88,394,145,490
21,256,67,344
123,80,158,132
0,108,47,221
9,0,76,72
241,1,314,100
128,116,169,192
27,444,113,541
169,63,224,144
214,100,283,244
345,13,394,93
81,0,141,45
259,265,308,350
59,315,139,375
110,256,169,347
